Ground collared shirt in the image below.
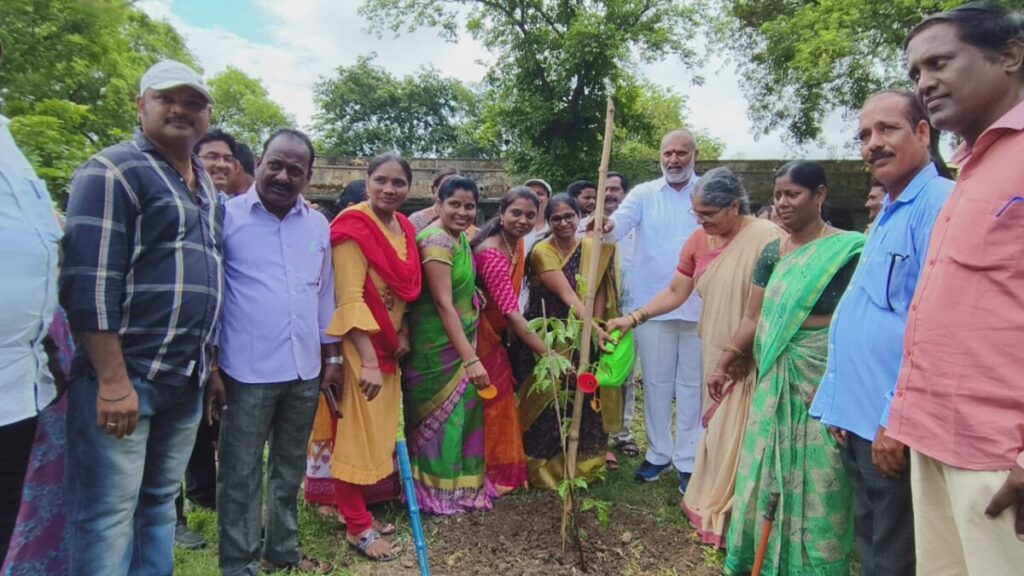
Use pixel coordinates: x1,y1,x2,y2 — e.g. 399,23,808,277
61,130,224,388
607,176,702,321
810,163,953,442
0,116,61,425
217,188,338,383
888,100,1024,470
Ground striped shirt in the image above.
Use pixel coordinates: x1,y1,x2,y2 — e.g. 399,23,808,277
60,130,224,388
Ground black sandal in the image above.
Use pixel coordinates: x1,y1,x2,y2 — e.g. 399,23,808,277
614,437,640,457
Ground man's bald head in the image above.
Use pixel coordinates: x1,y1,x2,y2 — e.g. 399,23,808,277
660,129,699,186
660,129,697,152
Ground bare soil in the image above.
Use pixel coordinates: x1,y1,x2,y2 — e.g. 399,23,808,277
348,493,719,576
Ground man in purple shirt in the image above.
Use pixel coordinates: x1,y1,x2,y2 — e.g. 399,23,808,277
206,128,341,575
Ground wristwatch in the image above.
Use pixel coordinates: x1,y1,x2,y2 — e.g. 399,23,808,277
324,356,343,365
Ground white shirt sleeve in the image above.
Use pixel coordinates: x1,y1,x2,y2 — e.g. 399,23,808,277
608,185,644,242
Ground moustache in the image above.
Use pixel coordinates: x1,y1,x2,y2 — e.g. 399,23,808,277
868,151,894,164
165,117,194,126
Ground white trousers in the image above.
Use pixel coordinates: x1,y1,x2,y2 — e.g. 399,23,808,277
635,320,702,472
911,450,1024,575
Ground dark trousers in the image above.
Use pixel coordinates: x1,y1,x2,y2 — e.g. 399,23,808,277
216,373,320,575
841,433,915,576
175,414,218,522
0,416,38,563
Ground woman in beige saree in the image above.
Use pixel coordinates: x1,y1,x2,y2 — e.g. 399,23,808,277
606,168,783,546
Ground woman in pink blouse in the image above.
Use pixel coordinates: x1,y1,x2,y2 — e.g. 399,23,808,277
471,187,549,494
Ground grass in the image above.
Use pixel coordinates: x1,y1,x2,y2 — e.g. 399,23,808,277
173,389,723,575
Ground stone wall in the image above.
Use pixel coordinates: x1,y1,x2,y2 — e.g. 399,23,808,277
308,156,872,230
310,157,509,200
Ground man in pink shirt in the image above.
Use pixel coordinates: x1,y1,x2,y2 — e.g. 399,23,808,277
889,2,1024,573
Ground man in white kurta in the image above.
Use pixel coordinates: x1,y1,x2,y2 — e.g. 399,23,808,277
604,129,703,492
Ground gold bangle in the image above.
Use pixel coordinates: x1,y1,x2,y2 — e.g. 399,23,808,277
724,344,744,357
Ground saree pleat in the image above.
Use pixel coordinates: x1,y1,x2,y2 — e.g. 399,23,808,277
682,219,784,547
403,228,491,514
724,232,863,575
475,245,529,493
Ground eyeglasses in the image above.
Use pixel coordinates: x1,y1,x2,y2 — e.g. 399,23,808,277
200,152,236,165
885,251,910,312
688,206,725,222
549,214,578,224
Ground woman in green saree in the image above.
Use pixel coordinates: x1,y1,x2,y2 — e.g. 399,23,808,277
403,177,492,514
710,161,863,575
515,194,618,490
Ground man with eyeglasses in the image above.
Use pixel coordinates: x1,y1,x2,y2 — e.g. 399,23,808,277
196,129,238,199
810,89,952,576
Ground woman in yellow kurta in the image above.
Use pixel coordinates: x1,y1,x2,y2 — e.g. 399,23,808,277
327,155,422,562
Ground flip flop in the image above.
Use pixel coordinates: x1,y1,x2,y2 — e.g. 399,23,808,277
606,450,619,470
348,529,398,563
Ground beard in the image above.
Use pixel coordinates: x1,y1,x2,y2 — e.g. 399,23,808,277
662,160,694,184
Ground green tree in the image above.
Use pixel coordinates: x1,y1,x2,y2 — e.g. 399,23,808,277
612,81,724,186
360,0,706,187
313,54,496,158
714,0,1023,144
0,0,196,201
207,66,293,150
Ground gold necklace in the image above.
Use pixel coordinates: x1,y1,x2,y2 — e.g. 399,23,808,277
500,231,518,271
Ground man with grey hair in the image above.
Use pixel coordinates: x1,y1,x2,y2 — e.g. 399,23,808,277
601,129,703,493
60,59,222,575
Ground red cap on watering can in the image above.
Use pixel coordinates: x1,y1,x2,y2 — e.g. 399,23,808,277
577,371,599,394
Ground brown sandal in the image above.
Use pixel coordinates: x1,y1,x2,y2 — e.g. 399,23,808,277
348,529,398,562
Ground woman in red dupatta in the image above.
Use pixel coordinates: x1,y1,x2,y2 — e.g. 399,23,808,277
325,155,421,562
472,187,550,494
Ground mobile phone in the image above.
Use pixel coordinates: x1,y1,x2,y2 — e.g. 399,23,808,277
322,384,342,419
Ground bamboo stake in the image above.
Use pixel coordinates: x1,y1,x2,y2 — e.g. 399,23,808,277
562,96,616,533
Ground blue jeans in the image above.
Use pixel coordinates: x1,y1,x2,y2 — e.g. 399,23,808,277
217,373,320,576
66,375,202,576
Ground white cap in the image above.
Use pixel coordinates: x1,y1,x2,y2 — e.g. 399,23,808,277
523,178,552,195
139,60,213,104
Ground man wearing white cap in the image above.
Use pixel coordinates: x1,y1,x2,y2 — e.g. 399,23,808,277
60,59,223,575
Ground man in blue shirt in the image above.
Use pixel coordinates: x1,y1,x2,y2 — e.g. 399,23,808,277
810,90,954,576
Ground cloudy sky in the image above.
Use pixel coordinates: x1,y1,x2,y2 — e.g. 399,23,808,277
138,0,858,159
